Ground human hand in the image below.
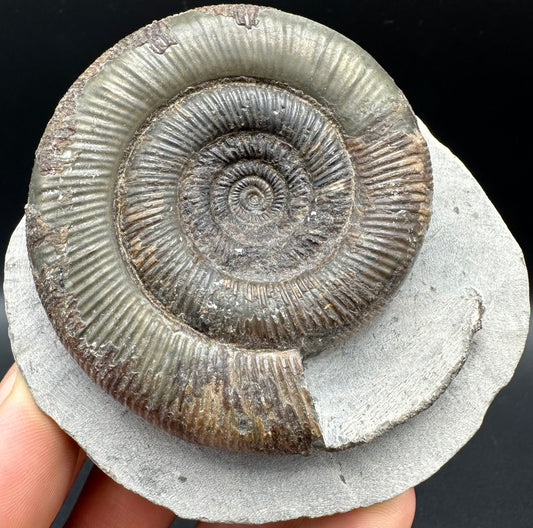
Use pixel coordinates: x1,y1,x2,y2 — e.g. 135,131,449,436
0,363,415,527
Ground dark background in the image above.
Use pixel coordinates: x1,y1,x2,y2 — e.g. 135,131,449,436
1,1,531,526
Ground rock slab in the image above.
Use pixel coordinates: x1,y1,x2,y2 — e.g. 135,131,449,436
3,121,530,523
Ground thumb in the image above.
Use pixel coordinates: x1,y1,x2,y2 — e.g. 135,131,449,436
0,364,85,528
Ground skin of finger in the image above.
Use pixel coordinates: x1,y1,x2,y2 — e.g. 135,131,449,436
197,488,416,528
65,466,176,528
0,364,86,528
69,448,89,489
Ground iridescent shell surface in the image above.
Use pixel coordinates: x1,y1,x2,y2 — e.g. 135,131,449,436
27,5,432,454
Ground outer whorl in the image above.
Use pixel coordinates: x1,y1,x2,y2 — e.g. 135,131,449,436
26,5,432,454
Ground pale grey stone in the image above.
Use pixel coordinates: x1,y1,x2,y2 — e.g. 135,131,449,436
307,278,482,448
3,120,529,523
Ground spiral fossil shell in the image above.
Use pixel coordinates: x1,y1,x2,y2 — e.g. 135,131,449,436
26,5,432,454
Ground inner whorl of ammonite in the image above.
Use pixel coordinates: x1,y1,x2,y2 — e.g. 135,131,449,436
118,80,356,352
26,5,432,454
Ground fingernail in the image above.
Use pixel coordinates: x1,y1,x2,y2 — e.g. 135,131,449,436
0,365,18,406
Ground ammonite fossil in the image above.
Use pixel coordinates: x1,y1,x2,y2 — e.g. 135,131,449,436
26,4,432,454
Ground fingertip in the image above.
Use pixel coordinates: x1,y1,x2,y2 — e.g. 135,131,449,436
385,488,416,527
0,364,85,528
345,488,416,528
65,467,176,528
402,488,417,526
0,363,18,406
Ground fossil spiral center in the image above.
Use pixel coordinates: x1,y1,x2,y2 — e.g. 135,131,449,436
231,176,274,216
205,146,290,232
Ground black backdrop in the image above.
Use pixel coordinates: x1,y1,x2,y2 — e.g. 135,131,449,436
1,1,531,527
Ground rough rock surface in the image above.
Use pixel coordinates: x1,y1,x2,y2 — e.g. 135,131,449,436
3,121,529,523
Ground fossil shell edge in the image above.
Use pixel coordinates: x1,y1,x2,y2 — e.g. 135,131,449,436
26,5,432,454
